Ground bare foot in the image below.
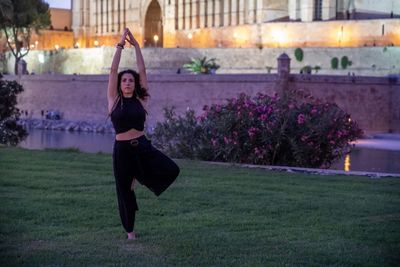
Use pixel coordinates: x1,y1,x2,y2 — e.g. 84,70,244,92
131,178,136,191
127,232,136,240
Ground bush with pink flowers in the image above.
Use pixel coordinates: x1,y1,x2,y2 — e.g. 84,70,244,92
152,89,363,168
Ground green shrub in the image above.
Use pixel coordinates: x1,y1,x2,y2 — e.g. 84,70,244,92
0,76,27,145
183,57,220,74
294,48,304,62
341,56,349,69
300,65,312,74
151,107,210,159
152,90,363,168
331,57,339,69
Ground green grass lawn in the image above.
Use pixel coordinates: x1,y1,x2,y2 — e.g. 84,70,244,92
0,147,399,267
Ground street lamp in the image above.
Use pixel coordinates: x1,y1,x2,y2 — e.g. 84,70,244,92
38,53,45,63
153,35,159,47
233,32,239,47
271,29,285,48
38,53,45,74
188,33,193,48
337,26,344,47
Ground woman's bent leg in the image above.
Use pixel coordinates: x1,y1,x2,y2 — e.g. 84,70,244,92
139,143,180,196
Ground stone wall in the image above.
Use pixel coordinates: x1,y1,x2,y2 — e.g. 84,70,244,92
391,77,400,131
7,46,400,77
289,75,399,133
7,71,399,134
10,74,277,129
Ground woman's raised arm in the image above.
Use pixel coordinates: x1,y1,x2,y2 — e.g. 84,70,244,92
108,28,129,113
127,30,149,95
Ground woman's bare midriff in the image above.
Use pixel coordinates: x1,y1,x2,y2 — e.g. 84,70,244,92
116,128,145,141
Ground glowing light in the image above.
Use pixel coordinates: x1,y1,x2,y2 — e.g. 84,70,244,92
153,35,159,47
188,33,193,39
35,40,39,45
38,53,45,64
30,44,35,49
337,26,344,46
75,42,80,48
344,154,351,172
94,40,99,46
54,44,59,50
271,29,286,45
232,29,250,47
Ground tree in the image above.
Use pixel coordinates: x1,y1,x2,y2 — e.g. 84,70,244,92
0,0,50,74
0,74,27,145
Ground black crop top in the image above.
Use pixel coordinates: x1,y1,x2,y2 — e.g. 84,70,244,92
111,96,146,134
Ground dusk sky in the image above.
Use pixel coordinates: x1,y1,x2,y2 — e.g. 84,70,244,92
45,0,71,9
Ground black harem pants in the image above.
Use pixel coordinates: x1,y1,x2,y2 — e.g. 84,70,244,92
112,135,180,232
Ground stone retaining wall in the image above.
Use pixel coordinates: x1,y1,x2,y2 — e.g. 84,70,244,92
7,46,400,77
7,71,399,134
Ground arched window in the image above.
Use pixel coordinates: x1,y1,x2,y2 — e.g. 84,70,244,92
314,0,322,20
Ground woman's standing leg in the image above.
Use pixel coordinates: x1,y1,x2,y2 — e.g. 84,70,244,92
113,142,139,235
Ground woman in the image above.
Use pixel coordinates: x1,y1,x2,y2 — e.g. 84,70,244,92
108,28,180,240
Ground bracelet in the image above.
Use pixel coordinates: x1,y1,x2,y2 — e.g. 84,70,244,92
116,43,124,49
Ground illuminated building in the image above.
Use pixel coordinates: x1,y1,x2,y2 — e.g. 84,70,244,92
70,0,399,48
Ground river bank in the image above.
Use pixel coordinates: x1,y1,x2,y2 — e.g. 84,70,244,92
19,118,114,133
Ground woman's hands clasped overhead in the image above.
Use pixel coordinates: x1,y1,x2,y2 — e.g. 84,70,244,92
125,29,139,47
118,28,129,46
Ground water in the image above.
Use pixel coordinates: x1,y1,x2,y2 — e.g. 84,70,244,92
20,129,114,154
330,149,400,174
19,129,400,174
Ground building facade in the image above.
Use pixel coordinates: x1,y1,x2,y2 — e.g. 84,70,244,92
71,0,400,48
28,8,74,51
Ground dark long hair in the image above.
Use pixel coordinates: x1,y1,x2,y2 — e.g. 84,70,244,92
108,69,150,117
117,69,149,100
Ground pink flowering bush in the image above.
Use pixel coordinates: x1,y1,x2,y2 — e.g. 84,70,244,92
152,89,363,168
